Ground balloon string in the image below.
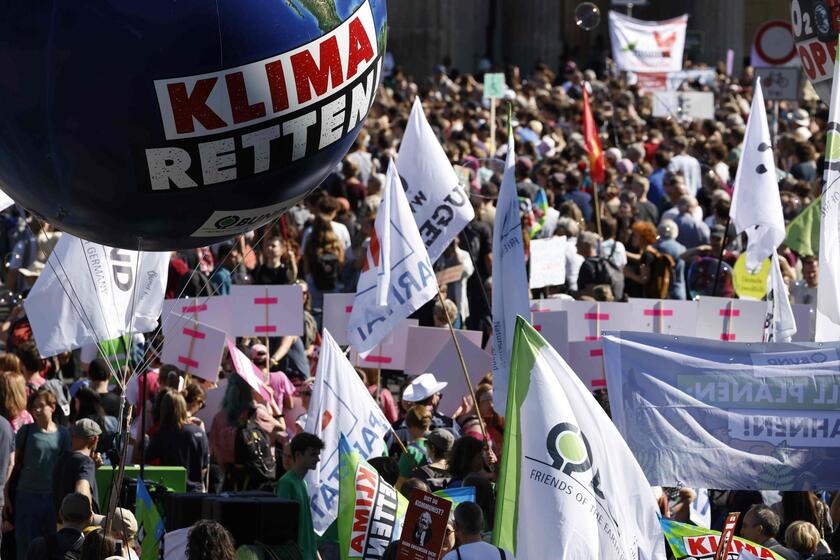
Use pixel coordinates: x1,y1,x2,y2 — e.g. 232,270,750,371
76,236,123,373
118,238,145,390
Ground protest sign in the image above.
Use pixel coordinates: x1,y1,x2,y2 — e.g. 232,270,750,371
567,340,608,390
226,339,271,402
483,73,506,99
696,297,765,342
397,489,452,560
307,330,392,534
529,237,567,289
433,486,476,510
161,316,225,383
230,285,303,337
635,69,717,92
732,255,770,300
404,327,484,375
531,300,634,342
435,264,464,286
603,332,840,489
161,295,232,335
756,67,800,101
660,518,782,560
530,310,570,358
349,319,418,371
628,299,698,336
715,513,741,560
609,11,688,72
690,489,712,529
651,91,715,120
323,292,356,346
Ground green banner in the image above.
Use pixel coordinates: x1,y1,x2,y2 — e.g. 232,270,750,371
661,518,783,560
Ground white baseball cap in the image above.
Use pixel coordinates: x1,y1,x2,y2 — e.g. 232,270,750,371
403,373,448,403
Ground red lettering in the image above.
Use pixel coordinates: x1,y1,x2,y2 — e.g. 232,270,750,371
291,36,343,103
346,17,374,79
810,41,829,77
351,534,365,553
356,465,377,498
799,45,816,80
167,78,227,134
352,506,370,532
265,60,290,112
759,548,776,559
225,71,266,124
686,536,711,556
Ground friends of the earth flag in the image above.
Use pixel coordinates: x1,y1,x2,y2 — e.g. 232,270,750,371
583,85,605,184
818,38,840,342
397,98,474,262
338,434,408,560
490,134,530,412
608,11,688,73
729,80,795,342
602,332,840,490
660,518,783,560
136,478,165,560
347,160,439,354
306,329,392,535
25,234,169,357
493,317,665,559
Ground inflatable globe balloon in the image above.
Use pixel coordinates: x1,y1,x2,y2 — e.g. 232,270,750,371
0,0,387,250
791,0,839,105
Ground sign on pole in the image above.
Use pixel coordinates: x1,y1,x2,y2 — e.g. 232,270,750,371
751,20,797,67
651,91,715,121
483,73,506,99
756,67,801,101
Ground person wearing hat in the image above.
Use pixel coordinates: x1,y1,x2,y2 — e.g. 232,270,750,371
52,418,103,516
655,220,687,300
250,342,294,416
103,507,140,560
390,373,460,452
25,492,97,560
409,428,454,493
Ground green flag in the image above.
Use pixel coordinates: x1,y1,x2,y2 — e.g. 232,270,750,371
135,478,164,560
661,518,783,559
785,195,821,256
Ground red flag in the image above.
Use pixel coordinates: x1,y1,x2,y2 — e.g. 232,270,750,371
582,86,605,184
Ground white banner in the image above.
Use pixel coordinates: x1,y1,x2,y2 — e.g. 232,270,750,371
609,11,688,73
305,329,391,534
25,234,169,357
529,237,567,289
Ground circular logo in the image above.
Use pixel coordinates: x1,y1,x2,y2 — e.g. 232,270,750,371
811,352,828,363
815,3,831,35
547,422,592,475
214,215,239,229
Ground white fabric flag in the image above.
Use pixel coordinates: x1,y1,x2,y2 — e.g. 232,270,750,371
0,188,14,213
491,133,530,411
730,81,795,341
24,234,169,357
397,98,474,262
817,43,840,341
608,11,688,73
494,318,665,559
305,329,391,534
347,160,438,354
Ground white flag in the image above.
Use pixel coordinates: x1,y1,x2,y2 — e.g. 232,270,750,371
817,43,840,341
397,98,474,262
730,81,795,341
347,160,438,354
608,11,688,73
24,234,169,357
0,188,14,213
491,133,530,411
305,329,392,534
494,318,665,559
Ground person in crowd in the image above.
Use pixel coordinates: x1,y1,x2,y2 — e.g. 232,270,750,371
410,428,453,492
473,384,504,455
294,377,315,433
391,374,460,449
672,196,710,249
25,492,92,560
52,417,104,520
146,391,209,492
104,507,139,560
252,236,297,286
0,371,33,431
363,368,399,424
0,411,11,549
184,382,208,430
13,387,71,559
396,405,432,490
79,529,120,560
785,520,822,559
774,491,833,544
740,505,799,560
792,255,819,305
443,502,515,560
275,432,323,560
186,520,236,560
71,387,118,460
87,358,121,419
16,343,45,393
668,136,701,195
447,436,494,488
655,220,687,300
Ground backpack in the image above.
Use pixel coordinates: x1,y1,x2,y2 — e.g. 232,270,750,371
44,531,84,560
235,409,276,483
311,251,340,291
590,242,625,300
645,248,675,299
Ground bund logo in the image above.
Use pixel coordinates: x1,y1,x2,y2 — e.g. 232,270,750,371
546,422,605,499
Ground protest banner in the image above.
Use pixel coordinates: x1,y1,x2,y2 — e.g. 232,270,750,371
690,488,712,528
660,518,783,560
609,11,688,73
25,234,169,357
338,434,408,560
226,339,271,402
397,489,452,560
493,318,664,559
308,330,392,535
230,284,303,337
651,91,715,120
635,68,717,92
349,319,418,371
161,316,225,382
161,295,232,335
628,299,698,336
433,486,476,510
530,310,570,358
323,292,356,346
529,237,567,289
603,332,840,489
696,297,765,342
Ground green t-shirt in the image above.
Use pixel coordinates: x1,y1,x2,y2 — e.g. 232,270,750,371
275,470,317,560
398,438,428,478
16,424,70,494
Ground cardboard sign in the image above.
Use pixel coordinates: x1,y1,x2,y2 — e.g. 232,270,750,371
755,67,800,101
531,300,635,342
567,340,607,390
695,297,765,342
397,489,453,560
529,237,567,289
349,319,418,371
530,310,570,358
628,299,699,336
230,285,303,337
636,69,717,93
732,254,770,300
160,315,226,383
404,326,484,375
483,72,506,99
419,330,490,417
322,292,355,346
161,295,232,335
651,91,715,121
435,264,464,286
226,338,271,402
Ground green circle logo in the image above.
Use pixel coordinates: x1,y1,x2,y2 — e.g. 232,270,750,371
215,215,239,229
557,431,588,463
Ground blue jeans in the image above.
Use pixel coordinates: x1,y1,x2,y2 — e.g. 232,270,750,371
15,490,56,559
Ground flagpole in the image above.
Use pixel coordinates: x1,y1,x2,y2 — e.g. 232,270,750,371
435,291,490,444
711,214,731,296
389,425,410,456
591,180,603,238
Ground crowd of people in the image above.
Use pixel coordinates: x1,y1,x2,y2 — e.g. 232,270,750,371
0,50,834,560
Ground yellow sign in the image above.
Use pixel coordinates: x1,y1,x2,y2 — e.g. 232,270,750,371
732,254,771,300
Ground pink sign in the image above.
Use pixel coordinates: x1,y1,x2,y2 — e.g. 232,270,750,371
226,338,271,402
161,315,226,383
